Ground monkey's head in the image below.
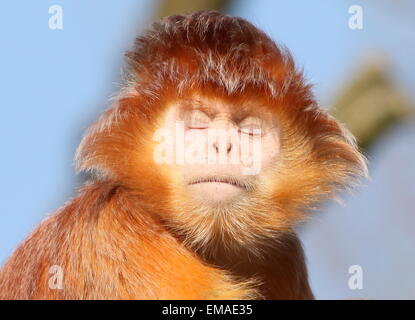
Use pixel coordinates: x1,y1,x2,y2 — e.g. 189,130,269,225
76,11,367,257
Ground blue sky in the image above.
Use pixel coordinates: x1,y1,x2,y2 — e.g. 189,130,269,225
1,0,414,299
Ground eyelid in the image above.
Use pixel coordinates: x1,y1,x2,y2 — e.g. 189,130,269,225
185,109,211,128
238,116,265,135
239,117,263,128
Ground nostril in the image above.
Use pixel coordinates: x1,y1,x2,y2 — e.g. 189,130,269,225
213,142,232,154
227,142,232,153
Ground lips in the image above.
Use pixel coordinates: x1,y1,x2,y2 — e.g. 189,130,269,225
188,176,246,189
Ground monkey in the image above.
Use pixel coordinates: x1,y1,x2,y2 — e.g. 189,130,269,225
0,11,367,300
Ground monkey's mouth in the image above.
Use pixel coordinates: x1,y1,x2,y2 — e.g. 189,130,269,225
188,177,247,189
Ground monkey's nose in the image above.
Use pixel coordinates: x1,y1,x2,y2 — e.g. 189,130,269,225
213,141,233,154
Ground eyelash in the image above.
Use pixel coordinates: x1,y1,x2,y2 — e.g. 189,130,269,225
187,125,209,129
186,123,265,135
238,128,263,136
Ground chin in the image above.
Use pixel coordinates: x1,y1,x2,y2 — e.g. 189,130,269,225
165,184,286,259
188,182,246,204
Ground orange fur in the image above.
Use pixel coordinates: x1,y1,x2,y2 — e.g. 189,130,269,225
0,11,367,299
0,182,259,299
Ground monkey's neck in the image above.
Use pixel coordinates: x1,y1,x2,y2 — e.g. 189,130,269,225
141,196,314,299
199,233,315,300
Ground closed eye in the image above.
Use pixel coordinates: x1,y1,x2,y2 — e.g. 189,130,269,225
185,109,211,129
238,116,263,136
238,128,262,136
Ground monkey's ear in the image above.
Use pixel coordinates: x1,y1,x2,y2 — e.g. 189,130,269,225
75,105,118,180
271,105,368,219
311,111,369,194
74,94,161,185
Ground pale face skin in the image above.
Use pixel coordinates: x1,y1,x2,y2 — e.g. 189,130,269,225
158,95,281,205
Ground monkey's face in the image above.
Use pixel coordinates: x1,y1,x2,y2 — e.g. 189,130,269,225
148,92,289,254
154,93,280,207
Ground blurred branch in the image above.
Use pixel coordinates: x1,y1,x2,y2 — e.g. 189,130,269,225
330,60,413,149
155,0,233,19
